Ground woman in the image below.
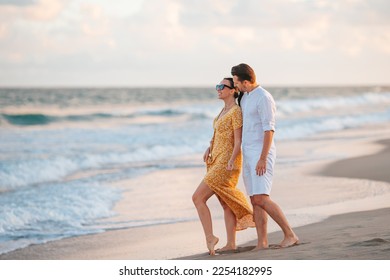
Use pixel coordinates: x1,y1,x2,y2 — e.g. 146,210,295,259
192,77,254,255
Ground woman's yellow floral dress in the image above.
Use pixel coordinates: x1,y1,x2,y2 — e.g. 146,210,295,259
204,105,255,231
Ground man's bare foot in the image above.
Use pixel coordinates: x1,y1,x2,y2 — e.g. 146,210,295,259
206,236,219,255
279,235,299,248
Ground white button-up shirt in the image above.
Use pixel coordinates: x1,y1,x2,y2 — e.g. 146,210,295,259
241,86,276,152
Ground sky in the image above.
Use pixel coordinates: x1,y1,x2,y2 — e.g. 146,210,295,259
0,0,389,87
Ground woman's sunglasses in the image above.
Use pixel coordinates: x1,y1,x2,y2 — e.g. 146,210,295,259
216,84,234,90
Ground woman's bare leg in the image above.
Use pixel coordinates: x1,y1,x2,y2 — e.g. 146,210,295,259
192,181,219,255
217,196,237,251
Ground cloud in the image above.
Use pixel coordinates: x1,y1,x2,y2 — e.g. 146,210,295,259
80,4,110,37
0,0,66,21
24,0,66,21
0,0,389,86
0,0,36,6
0,23,7,38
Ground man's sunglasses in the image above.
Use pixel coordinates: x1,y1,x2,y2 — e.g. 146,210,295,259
216,84,234,90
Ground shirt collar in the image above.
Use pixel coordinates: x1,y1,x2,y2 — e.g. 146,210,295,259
246,85,260,95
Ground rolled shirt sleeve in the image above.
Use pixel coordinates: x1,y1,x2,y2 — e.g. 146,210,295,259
257,94,276,132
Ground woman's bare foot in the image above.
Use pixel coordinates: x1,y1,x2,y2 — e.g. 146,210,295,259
252,246,268,251
251,240,269,251
216,244,237,253
279,234,299,248
206,236,219,255
251,245,269,251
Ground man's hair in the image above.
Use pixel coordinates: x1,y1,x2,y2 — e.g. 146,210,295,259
231,63,256,83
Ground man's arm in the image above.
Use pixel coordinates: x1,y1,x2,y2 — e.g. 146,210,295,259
256,130,274,176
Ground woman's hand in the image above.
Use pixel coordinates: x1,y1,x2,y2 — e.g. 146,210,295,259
203,147,210,162
226,159,234,170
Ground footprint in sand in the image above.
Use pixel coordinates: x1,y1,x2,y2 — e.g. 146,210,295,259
349,238,390,247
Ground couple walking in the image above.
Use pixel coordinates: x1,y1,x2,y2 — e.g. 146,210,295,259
192,63,299,255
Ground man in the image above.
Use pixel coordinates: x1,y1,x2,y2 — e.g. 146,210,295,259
231,63,299,249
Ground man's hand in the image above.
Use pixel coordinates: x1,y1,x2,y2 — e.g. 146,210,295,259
256,158,267,176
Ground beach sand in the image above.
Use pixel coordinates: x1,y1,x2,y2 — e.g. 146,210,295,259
179,208,390,260
321,139,390,183
179,133,390,260
1,124,390,260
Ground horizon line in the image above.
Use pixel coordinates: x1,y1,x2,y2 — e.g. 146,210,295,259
1,83,390,89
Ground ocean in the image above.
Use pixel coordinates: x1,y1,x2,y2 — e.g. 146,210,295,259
1,86,390,255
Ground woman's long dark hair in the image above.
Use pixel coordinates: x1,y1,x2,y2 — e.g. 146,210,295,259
224,77,244,107
237,92,244,107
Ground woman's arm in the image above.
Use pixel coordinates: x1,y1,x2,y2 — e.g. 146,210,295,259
203,137,214,163
203,146,210,162
227,127,242,170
